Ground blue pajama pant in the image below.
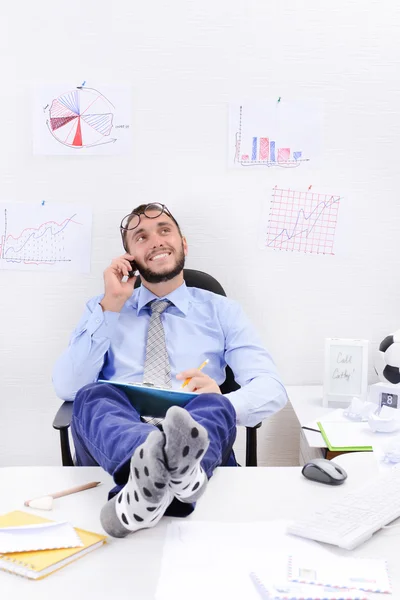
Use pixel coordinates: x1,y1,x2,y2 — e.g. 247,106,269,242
71,383,237,517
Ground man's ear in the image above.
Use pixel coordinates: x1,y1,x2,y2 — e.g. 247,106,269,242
182,236,188,256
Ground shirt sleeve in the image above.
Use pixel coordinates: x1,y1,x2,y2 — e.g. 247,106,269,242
52,297,121,401
221,300,288,427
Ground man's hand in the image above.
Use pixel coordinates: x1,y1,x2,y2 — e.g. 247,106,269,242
176,369,222,395
100,254,137,313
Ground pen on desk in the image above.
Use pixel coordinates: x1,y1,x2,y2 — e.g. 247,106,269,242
181,359,209,388
24,481,102,510
301,426,321,433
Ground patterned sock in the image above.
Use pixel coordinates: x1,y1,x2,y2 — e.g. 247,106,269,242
163,406,210,503
100,430,173,537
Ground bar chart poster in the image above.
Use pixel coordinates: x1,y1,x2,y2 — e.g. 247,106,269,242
0,202,92,272
229,102,322,169
33,83,132,155
260,188,342,255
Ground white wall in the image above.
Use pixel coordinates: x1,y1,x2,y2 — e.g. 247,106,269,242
1,0,400,466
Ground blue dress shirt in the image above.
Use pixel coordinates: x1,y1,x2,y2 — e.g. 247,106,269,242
52,283,287,427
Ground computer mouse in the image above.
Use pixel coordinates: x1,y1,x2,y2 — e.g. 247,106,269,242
301,458,347,485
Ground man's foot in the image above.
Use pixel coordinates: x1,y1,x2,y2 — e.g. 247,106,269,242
100,430,173,537
163,406,210,503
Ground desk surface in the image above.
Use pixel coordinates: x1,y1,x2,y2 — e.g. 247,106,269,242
0,458,397,599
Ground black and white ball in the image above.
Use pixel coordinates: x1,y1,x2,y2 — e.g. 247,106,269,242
377,331,400,384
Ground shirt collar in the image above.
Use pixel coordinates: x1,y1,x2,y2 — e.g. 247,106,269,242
135,282,190,316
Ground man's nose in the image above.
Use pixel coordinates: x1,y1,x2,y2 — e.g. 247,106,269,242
150,233,165,247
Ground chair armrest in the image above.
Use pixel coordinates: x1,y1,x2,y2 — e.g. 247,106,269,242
52,401,73,430
53,402,74,466
245,422,262,467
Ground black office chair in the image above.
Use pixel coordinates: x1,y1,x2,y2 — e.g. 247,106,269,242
53,269,262,467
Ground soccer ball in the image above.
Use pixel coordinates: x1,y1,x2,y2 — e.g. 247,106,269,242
377,330,400,385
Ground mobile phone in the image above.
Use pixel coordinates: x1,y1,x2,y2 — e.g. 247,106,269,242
128,260,138,279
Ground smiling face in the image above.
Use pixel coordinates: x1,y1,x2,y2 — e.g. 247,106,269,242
125,210,188,284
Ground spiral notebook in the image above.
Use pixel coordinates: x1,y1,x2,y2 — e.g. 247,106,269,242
0,511,106,580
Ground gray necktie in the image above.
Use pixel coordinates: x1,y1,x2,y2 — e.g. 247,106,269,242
143,299,172,389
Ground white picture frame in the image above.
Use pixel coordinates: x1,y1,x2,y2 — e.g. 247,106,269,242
323,338,369,407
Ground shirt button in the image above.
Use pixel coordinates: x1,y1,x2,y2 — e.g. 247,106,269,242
96,319,100,324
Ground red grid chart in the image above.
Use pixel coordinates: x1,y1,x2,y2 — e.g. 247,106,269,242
265,188,341,254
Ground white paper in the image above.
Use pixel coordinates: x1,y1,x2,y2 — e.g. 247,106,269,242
289,553,390,594
327,345,364,397
251,568,366,600
156,521,335,600
373,436,400,471
229,101,322,169
318,409,400,449
257,186,344,256
0,202,92,273
0,521,83,553
33,83,132,155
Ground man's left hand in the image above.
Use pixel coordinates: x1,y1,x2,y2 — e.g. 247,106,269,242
176,369,222,395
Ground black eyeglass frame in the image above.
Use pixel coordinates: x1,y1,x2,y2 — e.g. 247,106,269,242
119,203,172,232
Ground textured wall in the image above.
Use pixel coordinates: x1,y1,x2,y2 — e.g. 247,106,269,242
1,0,400,466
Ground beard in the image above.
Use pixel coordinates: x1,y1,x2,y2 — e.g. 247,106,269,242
136,242,186,284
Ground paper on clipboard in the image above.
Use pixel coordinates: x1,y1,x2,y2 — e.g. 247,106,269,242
97,380,197,417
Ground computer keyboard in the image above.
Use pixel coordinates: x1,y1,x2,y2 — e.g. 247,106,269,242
287,464,400,550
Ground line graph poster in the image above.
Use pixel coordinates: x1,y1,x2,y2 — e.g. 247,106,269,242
259,188,343,255
229,102,322,169
33,83,132,155
0,203,92,272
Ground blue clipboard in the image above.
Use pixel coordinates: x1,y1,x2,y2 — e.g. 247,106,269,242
98,380,197,417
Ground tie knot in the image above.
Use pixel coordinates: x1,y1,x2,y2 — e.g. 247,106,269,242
150,299,170,315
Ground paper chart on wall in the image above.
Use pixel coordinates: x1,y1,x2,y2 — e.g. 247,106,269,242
229,101,322,169
33,83,132,155
0,202,92,273
258,187,346,256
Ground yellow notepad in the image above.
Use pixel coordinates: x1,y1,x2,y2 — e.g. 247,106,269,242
0,511,106,580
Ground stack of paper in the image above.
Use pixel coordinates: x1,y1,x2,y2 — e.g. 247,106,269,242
0,511,106,579
0,519,83,553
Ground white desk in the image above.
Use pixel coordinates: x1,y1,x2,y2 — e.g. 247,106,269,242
0,459,398,599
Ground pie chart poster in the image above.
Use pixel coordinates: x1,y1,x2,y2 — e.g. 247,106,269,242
33,83,132,155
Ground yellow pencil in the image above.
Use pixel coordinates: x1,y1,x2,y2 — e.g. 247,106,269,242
181,359,209,388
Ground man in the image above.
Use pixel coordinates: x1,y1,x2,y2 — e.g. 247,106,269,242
53,202,287,538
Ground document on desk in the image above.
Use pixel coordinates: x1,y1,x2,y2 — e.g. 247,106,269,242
250,571,366,599
288,553,391,594
155,521,366,600
250,548,369,599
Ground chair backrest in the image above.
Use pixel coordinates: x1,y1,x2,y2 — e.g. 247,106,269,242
135,268,240,394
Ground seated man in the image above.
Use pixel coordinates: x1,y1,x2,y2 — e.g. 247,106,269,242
52,203,287,538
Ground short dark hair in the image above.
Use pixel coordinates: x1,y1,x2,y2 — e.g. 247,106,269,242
121,203,183,250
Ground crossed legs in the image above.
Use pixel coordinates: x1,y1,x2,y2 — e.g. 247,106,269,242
71,383,237,537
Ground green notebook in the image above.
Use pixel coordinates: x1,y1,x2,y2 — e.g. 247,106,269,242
98,380,197,417
317,420,373,452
